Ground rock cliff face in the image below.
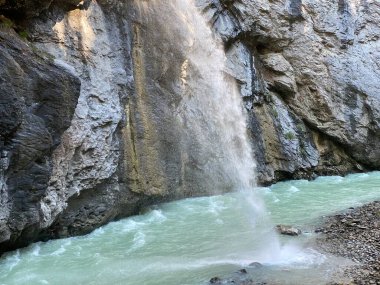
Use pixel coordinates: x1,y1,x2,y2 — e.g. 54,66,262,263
206,0,380,183
0,29,80,251
0,0,379,252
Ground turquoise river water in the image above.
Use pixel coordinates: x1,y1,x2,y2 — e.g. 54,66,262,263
0,172,379,285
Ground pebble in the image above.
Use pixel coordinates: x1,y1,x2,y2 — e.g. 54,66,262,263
316,201,380,284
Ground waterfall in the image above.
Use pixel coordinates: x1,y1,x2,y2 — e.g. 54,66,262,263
131,0,283,262
175,0,263,208
176,0,257,193
129,0,263,198
173,0,282,261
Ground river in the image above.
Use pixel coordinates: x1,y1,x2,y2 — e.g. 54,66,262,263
1,171,379,285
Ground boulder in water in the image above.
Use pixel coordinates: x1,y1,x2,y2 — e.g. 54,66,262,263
276,225,301,236
209,277,222,284
248,262,263,268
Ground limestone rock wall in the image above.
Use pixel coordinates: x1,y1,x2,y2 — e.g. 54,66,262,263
0,29,80,252
199,0,380,183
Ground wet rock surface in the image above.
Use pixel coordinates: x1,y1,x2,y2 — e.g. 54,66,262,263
316,201,380,285
276,224,302,236
209,271,274,285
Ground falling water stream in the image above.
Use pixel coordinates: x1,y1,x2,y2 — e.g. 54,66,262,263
175,0,257,191
173,0,282,263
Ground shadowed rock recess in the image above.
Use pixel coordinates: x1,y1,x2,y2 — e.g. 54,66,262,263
0,0,379,252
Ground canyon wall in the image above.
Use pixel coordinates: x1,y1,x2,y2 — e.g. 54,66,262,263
0,0,379,252
206,0,380,183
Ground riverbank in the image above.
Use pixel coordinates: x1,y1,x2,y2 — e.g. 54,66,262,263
316,201,380,285
208,200,380,285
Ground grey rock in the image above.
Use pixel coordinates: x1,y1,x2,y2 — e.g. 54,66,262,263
0,0,82,18
276,224,302,236
204,0,380,183
261,53,297,96
248,262,263,268
0,29,80,251
316,201,380,283
210,277,222,284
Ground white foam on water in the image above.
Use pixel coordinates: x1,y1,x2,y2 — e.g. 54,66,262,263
91,227,105,236
30,243,41,257
2,250,21,273
139,257,257,273
120,220,139,233
127,231,146,253
288,186,300,193
207,199,227,216
129,249,327,274
346,172,369,181
149,209,168,223
1,172,379,285
315,175,344,184
50,246,66,256
49,240,71,256
266,246,327,268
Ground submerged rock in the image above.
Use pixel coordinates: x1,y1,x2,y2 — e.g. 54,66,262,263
210,277,222,284
208,269,276,285
248,262,263,268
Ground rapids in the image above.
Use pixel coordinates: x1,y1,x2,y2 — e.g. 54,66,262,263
0,172,379,285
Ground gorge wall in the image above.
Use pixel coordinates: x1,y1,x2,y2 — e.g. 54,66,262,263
0,0,379,253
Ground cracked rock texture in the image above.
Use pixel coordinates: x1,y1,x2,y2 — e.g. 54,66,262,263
0,0,379,252
0,29,80,252
200,0,380,183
